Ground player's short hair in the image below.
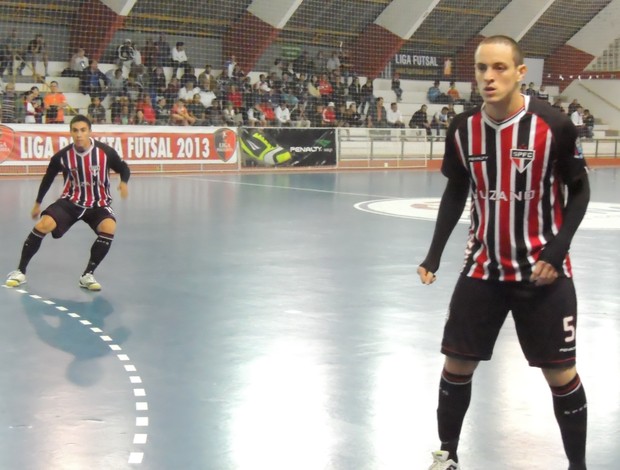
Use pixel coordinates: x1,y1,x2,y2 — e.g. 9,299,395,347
478,35,524,66
70,114,92,130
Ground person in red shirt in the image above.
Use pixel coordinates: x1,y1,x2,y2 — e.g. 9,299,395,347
136,95,156,124
321,102,337,126
227,84,243,110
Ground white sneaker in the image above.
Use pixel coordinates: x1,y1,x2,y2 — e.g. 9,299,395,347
428,450,459,470
6,270,26,287
79,273,101,291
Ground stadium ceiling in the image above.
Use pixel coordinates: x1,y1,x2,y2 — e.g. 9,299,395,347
0,0,612,59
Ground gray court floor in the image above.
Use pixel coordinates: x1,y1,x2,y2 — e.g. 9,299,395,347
1,168,619,470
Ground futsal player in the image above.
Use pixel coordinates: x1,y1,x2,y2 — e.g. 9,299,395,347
418,36,590,470
6,115,130,291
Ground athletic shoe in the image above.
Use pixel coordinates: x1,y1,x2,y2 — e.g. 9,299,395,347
5,270,26,287
428,450,459,470
79,273,101,291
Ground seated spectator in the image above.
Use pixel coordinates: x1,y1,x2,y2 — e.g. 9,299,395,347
80,59,109,100
20,33,48,77
291,102,311,127
583,109,594,139
154,34,171,67
468,82,483,108
198,64,217,91
178,79,200,102
537,84,549,102
551,98,563,112
199,86,217,109
205,99,225,126
343,103,363,127
348,77,362,107
170,98,196,126
1,82,18,123
125,74,144,102
141,38,157,69
427,80,448,103
317,73,334,104
223,101,243,126
447,81,465,104
367,97,388,128
23,91,37,123
386,102,405,128
136,95,156,124
64,47,88,76
568,98,580,115
29,86,44,123
134,109,150,125
185,93,206,123
391,72,403,102
431,106,450,135
155,96,170,124
117,39,140,71
326,51,341,73
571,105,586,138
322,101,337,126
520,83,527,94
115,103,134,125
360,79,374,110
446,103,457,122
525,82,537,97
409,104,432,135
107,68,126,98
87,96,107,124
43,81,67,124
247,103,267,127
275,102,291,126
163,77,181,104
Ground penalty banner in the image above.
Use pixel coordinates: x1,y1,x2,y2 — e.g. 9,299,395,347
0,125,239,166
239,127,336,167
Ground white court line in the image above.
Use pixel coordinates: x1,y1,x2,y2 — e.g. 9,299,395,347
173,175,406,200
4,288,149,466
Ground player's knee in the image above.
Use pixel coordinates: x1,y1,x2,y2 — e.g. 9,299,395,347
34,215,56,234
97,218,117,234
542,365,577,387
444,357,479,375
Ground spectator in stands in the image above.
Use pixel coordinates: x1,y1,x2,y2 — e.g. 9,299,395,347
170,98,196,126
343,102,363,127
291,102,311,127
199,85,217,110
551,97,563,112
134,109,149,125
149,66,167,98
571,105,586,138
326,51,341,73
360,79,374,112
87,96,107,124
525,81,537,97
520,83,527,94
154,34,171,67
136,95,156,124
468,82,483,109
447,81,465,104
427,80,447,103
107,68,126,98
446,103,457,122
322,101,337,126
224,55,237,79
367,97,388,128
206,99,225,126
583,109,594,139
29,86,43,123
155,96,170,124
20,33,48,77
23,91,36,123
80,59,109,100
163,77,181,105
568,98,581,116
387,102,405,128
275,102,291,126
247,102,267,127
293,51,311,76
222,101,242,126
314,51,327,74
269,59,284,79
43,81,68,124
67,48,89,76
171,42,191,79
117,39,140,72
178,79,200,103
0,29,19,77
391,72,403,102
198,64,217,92
141,38,157,69
431,106,449,135
1,82,18,123
537,84,549,102
409,104,432,135
186,93,206,123
125,73,144,102
348,77,362,107
115,103,133,125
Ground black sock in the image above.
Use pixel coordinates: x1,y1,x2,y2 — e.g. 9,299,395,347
18,229,45,274
83,233,114,275
551,374,587,468
437,369,473,463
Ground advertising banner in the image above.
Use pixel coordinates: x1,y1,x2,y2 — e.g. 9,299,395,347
239,127,336,168
391,52,455,80
0,125,238,166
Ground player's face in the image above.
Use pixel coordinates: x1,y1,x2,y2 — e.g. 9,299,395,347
70,121,92,151
475,42,526,106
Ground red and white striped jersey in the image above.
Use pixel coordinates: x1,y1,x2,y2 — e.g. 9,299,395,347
442,95,587,281
36,139,130,208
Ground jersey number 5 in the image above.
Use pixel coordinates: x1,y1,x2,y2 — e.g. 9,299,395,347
563,316,576,343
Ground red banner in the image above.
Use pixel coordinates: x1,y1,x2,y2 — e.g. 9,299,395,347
1,125,238,166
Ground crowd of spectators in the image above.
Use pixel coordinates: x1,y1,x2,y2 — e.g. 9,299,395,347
0,33,598,137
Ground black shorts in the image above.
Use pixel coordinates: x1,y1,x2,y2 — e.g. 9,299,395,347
42,198,116,239
442,275,578,369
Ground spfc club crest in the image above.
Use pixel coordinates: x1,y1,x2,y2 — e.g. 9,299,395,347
510,148,534,173
214,128,237,162
0,124,16,164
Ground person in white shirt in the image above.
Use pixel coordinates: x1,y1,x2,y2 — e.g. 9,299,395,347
178,80,200,102
171,41,191,79
571,105,586,138
326,51,341,72
387,102,405,128
275,102,291,126
70,48,89,73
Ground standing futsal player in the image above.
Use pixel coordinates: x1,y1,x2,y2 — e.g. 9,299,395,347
418,36,590,470
6,115,130,291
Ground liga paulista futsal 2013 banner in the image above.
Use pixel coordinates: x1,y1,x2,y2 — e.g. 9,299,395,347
0,125,239,165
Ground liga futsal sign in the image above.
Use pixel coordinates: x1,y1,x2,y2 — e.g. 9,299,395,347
0,125,238,165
